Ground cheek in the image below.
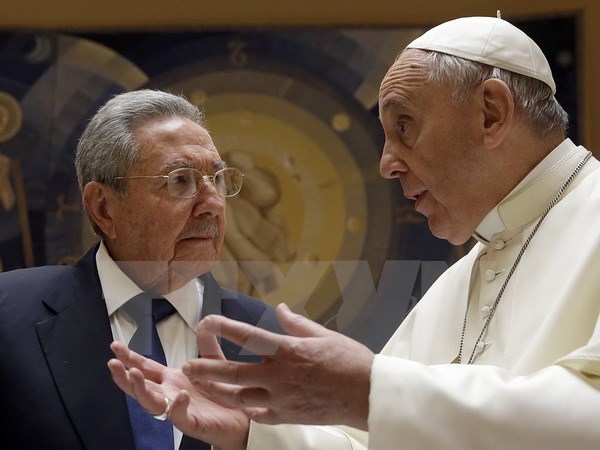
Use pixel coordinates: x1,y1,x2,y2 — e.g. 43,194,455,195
141,203,188,253
211,214,227,253
418,127,467,191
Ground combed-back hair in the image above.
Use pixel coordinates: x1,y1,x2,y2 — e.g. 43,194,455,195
422,51,568,139
75,89,203,234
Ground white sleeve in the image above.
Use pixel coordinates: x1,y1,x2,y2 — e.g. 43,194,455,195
368,355,600,450
246,422,368,449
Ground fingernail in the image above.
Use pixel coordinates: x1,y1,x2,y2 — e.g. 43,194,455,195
182,363,190,375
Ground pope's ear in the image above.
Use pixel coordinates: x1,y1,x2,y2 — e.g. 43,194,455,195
82,181,118,239
478,78,514,148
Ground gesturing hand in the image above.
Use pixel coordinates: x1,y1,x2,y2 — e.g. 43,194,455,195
107,342,249,450
185,303,375,430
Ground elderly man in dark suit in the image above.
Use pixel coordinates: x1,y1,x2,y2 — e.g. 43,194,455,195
0,89,280,450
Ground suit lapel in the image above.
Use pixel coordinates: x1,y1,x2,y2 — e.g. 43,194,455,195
35,261,259,450
179,435,211,450
36,245,135,450
199,272,224,318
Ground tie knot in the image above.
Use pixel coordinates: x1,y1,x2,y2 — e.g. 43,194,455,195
152,297,176,323
125,293,176,361
125,293,176,325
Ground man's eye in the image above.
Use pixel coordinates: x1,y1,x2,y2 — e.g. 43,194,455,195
169,174,188,185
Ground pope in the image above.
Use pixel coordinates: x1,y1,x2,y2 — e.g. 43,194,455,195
109,15,600,449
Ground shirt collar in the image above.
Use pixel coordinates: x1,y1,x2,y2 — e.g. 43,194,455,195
96,241,203,331
474,138,577,242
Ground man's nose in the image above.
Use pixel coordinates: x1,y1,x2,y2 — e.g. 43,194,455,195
191,181,226,217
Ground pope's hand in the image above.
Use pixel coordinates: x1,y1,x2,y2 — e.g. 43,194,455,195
184,303,375,430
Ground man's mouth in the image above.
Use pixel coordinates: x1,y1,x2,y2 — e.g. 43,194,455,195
179,221,220,241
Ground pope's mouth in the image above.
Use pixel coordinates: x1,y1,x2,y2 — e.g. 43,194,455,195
412,190,428,214
404,188,425,201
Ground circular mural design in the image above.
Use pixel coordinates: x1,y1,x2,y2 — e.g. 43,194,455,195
0,19,578,349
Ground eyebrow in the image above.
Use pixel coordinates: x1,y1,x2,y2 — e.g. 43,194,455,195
380,97,406,113
160,159,227,171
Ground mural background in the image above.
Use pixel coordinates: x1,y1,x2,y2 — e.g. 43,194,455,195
0,15,579,350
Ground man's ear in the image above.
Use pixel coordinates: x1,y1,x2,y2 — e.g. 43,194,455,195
82,181,118,239
477,78,514,149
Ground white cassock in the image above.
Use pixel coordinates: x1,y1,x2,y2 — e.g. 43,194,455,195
245,139,600,449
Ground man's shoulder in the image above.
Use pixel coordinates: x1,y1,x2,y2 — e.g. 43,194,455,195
0,244,97,289
0,251,97,316
0,264,71,289
0,265,71,328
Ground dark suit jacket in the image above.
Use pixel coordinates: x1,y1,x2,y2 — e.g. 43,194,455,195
0,244,281,450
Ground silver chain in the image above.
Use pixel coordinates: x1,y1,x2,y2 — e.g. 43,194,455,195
456,151,592,364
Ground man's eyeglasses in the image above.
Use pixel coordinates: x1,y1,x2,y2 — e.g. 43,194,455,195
115,167,244,198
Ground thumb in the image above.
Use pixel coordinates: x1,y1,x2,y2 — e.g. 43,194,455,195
276,303,329,338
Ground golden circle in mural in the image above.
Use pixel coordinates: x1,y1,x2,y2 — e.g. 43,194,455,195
346,216,364,233
331,113,351,132
0,92,22,143
205,94,366,315
149,66,392,322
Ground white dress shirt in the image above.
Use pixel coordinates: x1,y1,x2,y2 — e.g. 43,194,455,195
96,241,203,449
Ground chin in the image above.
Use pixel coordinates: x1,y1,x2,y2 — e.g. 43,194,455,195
446,235,472,246
429,222,471,246
169,259,215,281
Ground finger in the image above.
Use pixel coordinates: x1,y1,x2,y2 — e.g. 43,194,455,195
197,380,270,409
276,303,330,338
243,406,276,424
108,360,166,414
183,357,266,387
110,341,166,380
107,358,134,397
197,327,226,360
166,390,192,427
197,315,285,356
128,367,169,416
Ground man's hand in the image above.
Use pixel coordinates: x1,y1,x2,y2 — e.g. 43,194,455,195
185,303,375,430
107,342,249,450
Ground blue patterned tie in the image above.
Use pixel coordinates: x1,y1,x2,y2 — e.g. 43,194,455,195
125,293,176,450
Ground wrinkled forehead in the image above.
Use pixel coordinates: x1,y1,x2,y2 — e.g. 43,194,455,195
380,50,430,88
379,49,431,112
132,115,222,169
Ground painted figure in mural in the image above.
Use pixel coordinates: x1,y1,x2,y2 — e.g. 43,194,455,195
112,15,600,449
0,89,282,450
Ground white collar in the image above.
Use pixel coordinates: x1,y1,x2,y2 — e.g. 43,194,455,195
475,138,577,242
96,241,203,332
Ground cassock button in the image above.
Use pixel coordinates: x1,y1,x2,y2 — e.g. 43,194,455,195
481,305,491,317
492,239,506,250
485,269,497,281
475,341,492,353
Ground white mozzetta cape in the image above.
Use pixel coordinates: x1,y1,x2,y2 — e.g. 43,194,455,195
247,140,600,449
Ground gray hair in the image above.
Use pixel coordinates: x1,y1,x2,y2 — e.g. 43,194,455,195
422,51,568,138
75,89,204,234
